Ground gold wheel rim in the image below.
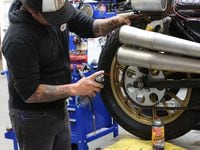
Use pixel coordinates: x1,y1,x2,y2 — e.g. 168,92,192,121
110,56,192,125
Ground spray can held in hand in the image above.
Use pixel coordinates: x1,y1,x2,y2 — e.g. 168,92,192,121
152,118,165,150
77,72,104,107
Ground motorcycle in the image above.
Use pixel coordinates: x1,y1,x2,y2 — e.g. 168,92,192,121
98,0,200,140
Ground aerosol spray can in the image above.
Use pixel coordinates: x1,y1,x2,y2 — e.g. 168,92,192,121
152,118,165,150
77,73,104,107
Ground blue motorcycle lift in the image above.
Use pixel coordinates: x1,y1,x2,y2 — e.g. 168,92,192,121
4,128,19,150
68,93,118,150
69,65,118,150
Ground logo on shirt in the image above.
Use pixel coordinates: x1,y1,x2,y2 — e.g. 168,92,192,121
60,23,67,32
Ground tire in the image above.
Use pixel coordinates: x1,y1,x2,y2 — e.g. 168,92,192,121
98,28,200,140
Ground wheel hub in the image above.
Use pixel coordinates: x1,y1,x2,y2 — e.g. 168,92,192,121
124,66,166,106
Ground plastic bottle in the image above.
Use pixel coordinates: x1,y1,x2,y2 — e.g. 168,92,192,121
77,74,104,107
152,118,165,150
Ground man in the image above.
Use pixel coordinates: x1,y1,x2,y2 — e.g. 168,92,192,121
2,0,137,149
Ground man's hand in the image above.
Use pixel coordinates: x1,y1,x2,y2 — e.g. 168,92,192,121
70,70,104,97
26,70,104,103
117,13,141,25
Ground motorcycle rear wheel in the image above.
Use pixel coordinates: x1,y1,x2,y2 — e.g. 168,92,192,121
98,28,199,140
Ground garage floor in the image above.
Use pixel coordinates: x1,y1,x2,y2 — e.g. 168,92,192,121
0,70,200,150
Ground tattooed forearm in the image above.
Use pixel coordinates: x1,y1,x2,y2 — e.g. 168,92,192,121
26,84,73,103
93,16,126,37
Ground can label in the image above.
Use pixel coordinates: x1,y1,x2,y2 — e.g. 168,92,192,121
152,126,165,145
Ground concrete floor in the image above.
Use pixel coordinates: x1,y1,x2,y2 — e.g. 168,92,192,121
0,69,200,150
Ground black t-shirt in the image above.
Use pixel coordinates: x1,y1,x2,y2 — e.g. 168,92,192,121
2,3,95,110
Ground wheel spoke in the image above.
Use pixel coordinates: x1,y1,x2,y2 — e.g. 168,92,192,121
124,97,142,117
116,81,123,86
124,97,129,103
136,107,142,116
152,107,157,119
166,91,184,106
162,98,174,114
117,64,126,72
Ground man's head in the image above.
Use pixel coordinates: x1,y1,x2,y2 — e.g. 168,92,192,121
21,0,75,25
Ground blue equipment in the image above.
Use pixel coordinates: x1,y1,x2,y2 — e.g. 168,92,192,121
69,64,118,150
4,128,19,150
79,0,117,19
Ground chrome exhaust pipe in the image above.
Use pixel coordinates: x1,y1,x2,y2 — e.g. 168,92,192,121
119,25,200,58
131,0,168,12
117,46,200,74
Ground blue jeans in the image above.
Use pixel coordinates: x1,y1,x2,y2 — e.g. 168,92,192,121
9,108,71,150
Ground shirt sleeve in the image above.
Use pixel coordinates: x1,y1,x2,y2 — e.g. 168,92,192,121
68,9,95,38
3,35,40,101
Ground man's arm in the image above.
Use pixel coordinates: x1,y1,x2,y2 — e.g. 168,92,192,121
26,71,104,103
68,10,139,38
26,84,75,103
93,14,138,37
